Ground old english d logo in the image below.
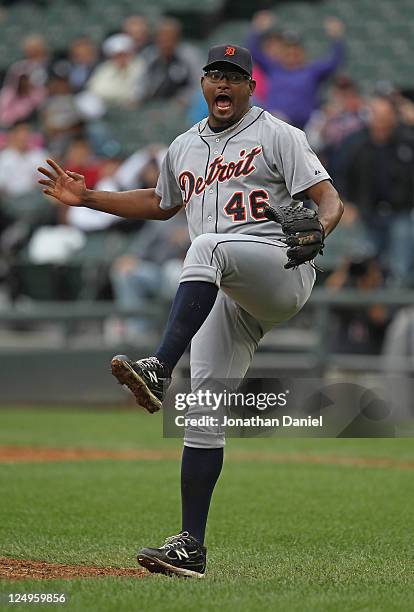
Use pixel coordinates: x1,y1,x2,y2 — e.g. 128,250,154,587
225,46,235,56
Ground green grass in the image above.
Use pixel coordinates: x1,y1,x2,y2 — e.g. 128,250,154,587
0,407,413,611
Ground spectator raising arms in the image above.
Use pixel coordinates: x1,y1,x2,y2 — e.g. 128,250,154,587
247,11,346,128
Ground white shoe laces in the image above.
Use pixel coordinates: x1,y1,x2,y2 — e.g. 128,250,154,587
161,531,191,550
138,356,161,367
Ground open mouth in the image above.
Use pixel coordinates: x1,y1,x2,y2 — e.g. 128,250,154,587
214,94,232,112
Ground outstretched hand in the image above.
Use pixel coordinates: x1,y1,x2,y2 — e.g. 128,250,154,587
252,10,276,32
324,17,345,39
38,158,87,207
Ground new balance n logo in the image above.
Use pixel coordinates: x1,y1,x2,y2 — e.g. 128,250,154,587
148,371,158,384
175,548,189,561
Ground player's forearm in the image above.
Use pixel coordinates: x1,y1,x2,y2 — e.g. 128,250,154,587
306,181,344,237
82,188,176,220
317,192,344,237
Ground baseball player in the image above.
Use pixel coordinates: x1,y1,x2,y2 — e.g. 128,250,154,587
38,44,343,578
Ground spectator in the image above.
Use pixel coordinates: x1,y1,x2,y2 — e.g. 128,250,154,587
114,144,167,190
110,211,190,341
316,201,373,271
68,37,100,93
122,15,151,55
14,34,50,87
87,34,145,107
67,146,166,232
247,11,346,128
66,157,123,232
63,137,102,189
0,122,48,197
343,97,414,286
137,17,201,105
41,69,83,157
382,307,414,378
395,91,414,130
93,157,123,192
305,76,368,181
0,62,47,127
251,13,282,105
0,33,50,127
251,61,268,107
325,255,389,354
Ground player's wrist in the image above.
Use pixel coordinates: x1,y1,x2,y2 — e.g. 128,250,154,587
82,188,96,206
318,219,330,237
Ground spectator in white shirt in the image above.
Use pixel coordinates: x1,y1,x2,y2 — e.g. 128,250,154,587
0,122,48,197
87,34,145,107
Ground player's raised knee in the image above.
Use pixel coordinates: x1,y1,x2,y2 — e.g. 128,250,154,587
185,233,220,261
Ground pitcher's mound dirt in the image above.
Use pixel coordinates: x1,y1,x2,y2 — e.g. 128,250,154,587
0,558,147,580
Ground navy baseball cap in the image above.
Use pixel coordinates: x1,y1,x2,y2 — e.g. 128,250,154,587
203,44,253,76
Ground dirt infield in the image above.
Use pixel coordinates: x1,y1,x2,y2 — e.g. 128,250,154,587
0,446,179,463
0,558,146,580
0,445,413,470
231,450,414,470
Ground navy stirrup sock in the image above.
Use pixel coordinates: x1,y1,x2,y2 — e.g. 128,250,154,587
181,446,224,545
155,281,218,373
157,282,221,543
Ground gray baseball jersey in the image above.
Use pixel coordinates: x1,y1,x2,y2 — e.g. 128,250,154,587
154,106,331,449
155,106,330,241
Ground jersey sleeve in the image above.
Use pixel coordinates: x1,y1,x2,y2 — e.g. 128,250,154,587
273,126,331,200
155,148,184,210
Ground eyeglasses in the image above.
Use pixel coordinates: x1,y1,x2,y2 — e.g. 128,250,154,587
204,70,251,84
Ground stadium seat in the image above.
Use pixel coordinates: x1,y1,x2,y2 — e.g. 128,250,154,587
0,192,56,226
104,102,190,156
206,20,249,48
11,262,83,301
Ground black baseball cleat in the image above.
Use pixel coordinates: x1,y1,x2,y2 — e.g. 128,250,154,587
111,354,171,413
137,531,206,578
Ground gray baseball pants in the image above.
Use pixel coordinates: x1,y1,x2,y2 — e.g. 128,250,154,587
178,232,315,448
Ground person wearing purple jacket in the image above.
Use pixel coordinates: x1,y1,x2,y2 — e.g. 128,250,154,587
247,11,346,129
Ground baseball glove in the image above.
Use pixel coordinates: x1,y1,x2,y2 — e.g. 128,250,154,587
263,204,325,269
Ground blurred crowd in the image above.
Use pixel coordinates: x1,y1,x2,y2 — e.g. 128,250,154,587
0,12,200,341
1,5,414,356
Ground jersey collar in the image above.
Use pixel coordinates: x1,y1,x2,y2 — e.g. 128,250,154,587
198,106,263,137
